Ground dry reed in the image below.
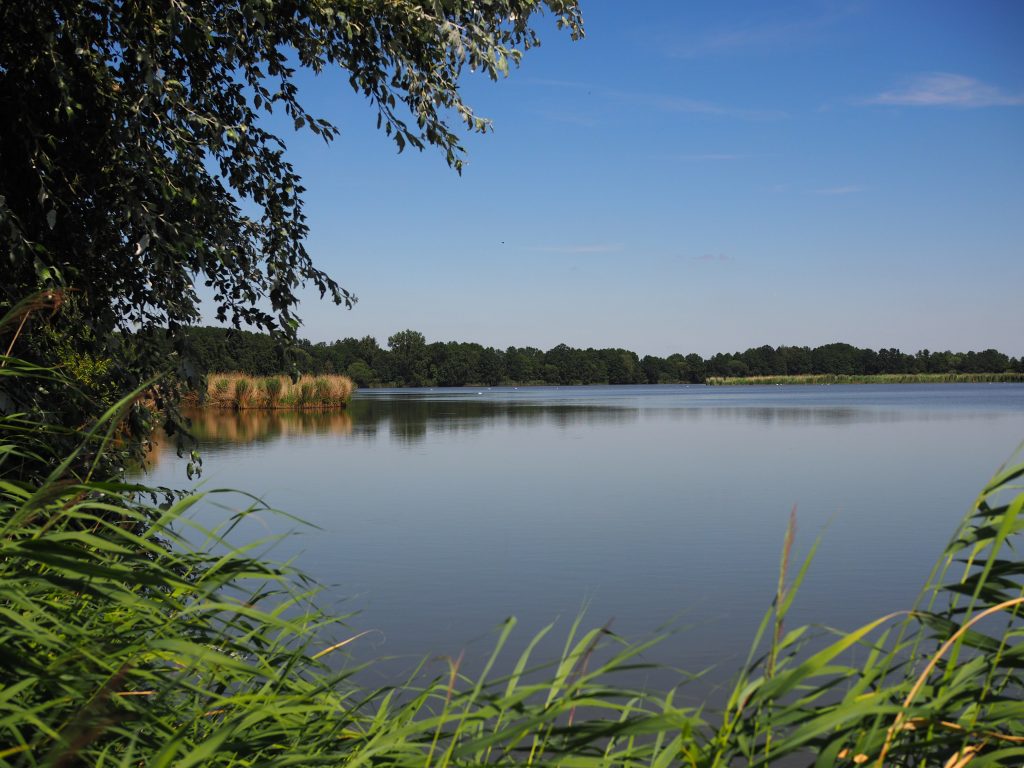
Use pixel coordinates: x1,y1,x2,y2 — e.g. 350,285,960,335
194,373,355,410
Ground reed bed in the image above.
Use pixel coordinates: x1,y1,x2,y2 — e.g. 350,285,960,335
707,372,1024,385
4,329,1024,766
185,372,355,409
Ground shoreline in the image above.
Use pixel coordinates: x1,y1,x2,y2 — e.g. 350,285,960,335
705,373,1024,386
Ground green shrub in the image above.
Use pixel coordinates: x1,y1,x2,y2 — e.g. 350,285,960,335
262,376,284,407
208,376,230,407
313,377,333,406
233,377,252,409
297,380,315,408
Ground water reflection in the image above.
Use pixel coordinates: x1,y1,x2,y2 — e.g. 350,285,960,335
139,385,1024,693
187,408,353,448
655,406,1000,426
361,399,642,446
182,392,1007,452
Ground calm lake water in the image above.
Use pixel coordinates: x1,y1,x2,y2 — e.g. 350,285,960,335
141,384,1024,695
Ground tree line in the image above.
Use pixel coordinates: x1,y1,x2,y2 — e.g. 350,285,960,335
183,326,1024,387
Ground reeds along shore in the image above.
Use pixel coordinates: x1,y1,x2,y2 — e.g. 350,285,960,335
183,373,356,409
706,372,1024,385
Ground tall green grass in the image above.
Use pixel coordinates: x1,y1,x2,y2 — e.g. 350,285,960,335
262,375,284,407
233,375,253,408
2,337,1023,764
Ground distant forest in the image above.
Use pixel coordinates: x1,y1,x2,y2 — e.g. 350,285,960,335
182,326,1024,387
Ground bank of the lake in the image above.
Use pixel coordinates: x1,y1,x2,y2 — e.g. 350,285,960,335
707,372,1024,385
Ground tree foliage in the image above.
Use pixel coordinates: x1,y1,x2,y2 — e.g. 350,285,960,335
0,0,583,384
178,326,1024,387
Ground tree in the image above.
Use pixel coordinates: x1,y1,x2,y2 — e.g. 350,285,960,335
505,346,543,383
640,354,667,384
478,346,506,385
0,0,584,391
346,359,376,388
599,348,643,384
430,341,473,386
683,353,706,382
387,329,429,386
975,348,1011,373
778,346,811,375
811,343,858,375
544,343,582,384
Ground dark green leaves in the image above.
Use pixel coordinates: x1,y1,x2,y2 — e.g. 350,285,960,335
0,0,583,404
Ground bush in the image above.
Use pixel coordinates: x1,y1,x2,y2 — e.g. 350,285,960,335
262,376,284,407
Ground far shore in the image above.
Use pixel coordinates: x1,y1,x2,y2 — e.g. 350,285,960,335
325,374,1024,389
705,372,1024,386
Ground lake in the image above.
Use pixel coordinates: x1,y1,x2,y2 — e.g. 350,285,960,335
140,383,1024,697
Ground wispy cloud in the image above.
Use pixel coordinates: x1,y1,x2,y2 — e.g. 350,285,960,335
526,79,785,121
637,93,723,115
671,4,858,58
866,73,1024,108
813,185,865,196
626,91,786,121
525,77,593,90
530,243,623,255
538,110,598,127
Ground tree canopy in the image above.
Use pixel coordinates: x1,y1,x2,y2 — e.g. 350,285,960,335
182,326,1024,387
0,0,583,382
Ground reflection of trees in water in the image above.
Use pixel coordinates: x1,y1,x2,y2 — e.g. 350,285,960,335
149,399,1004,456
185,409,353,452
349,399,641,446
135,429,168,471
652,407,1003,426
177,399,643,450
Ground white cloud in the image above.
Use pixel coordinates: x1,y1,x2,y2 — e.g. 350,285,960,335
867,73,1024,108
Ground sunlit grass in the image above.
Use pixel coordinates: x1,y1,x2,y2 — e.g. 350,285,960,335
184,372,356,409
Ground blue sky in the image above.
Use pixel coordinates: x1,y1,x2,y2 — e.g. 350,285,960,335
249,0,1024,357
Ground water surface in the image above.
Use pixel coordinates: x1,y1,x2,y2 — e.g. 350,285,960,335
141,384,1024,694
